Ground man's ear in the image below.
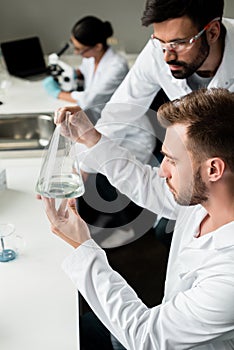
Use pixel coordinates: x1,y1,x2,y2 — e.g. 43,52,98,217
206,21,220,44
207,158,225,182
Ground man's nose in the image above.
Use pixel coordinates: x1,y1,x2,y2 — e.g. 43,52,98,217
163,48,177,61
158,158,170,179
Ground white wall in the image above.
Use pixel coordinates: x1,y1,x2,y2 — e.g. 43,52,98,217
0,0,151,54
0,0,233,54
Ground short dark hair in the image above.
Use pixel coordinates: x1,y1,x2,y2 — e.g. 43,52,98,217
157,88,234,172
141,0,224,29
72,16,113,47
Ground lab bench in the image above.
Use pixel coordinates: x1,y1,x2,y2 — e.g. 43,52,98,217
0,70,80,349
0,157,79,350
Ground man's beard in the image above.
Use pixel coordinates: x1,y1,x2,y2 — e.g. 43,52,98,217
170,167,209,206
167,37,210,79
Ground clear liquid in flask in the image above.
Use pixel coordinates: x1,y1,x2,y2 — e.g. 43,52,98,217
36,173,85,198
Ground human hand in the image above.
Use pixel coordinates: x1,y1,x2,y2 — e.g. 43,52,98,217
55,105,82,123
58,109,101,148
42,197,91,248
43,76,61,98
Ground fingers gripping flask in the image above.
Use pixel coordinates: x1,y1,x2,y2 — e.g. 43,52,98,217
36,122,85,198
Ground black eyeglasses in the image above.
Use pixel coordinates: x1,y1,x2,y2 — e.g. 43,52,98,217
73,45,94,55
151,17,220,54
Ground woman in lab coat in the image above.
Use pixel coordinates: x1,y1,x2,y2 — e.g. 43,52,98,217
43,16,129,122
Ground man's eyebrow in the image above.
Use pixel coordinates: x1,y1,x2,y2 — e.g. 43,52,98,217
154,35,183,44
160,149,178,160
153,35,188,44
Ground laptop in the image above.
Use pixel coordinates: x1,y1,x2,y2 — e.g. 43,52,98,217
0,36,48,80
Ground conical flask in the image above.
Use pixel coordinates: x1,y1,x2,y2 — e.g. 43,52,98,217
36,122,85,198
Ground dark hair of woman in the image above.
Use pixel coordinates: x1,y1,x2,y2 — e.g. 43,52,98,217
72,16,113,48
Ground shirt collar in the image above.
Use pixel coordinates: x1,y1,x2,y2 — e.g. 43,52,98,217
190,221,234,250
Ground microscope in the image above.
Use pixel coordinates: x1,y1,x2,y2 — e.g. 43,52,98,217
47,43,78,92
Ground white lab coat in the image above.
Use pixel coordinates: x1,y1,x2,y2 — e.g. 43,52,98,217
71,46,156,168
71,46,156,167
71,47,128,122
63,136,234,350
94,18,234,163
74,45,156,166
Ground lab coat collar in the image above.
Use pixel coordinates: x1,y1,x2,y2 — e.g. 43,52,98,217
210,18,234,89
95,47,115,73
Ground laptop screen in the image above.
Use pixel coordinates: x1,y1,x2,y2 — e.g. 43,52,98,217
0,36,47,78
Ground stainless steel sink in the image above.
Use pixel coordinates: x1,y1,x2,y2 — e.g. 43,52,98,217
0,113,55,150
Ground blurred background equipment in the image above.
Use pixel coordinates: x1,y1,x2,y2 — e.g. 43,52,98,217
47,42,79,92
0,36,47,79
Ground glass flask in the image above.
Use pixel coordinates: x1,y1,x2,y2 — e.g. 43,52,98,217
36,122,85,199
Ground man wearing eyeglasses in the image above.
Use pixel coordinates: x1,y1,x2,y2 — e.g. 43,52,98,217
150,15,221,79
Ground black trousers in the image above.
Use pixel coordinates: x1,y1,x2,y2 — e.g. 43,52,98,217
77,173,157,246
80,311,126,350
